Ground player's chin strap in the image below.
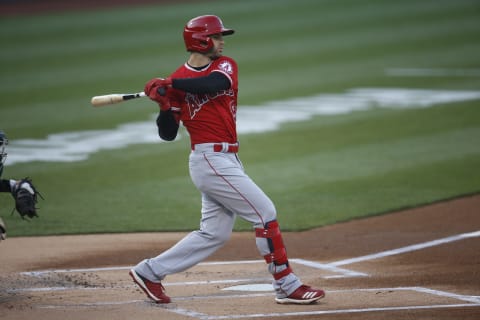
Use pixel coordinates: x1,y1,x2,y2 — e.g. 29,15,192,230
255,220,293,280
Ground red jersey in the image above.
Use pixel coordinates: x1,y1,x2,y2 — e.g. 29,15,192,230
168,56,238,147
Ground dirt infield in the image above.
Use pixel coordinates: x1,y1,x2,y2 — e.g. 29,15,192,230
1,195,479,319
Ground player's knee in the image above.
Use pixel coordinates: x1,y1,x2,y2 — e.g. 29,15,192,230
259,200,277,223
200,228,231,245
214,230,231,244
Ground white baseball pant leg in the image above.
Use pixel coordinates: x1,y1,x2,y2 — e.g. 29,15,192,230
134,148,302,297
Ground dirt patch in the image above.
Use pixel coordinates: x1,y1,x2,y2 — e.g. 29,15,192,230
1,195,479,319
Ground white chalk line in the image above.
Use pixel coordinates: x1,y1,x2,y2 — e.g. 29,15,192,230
20,259,364,287
330,230,480,267
292,258,367,278
20,260,265,277
7,286,101,293
7,279,273,294
21,258,362,278
412,287,480,304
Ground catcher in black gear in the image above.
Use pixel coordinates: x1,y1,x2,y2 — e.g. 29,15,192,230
0,130,42,241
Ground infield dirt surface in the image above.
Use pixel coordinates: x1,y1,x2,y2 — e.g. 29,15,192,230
1,194,479,319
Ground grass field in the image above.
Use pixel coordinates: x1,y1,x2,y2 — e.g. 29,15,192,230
1,0,479,236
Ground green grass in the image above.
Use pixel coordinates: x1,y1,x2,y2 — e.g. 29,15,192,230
1,0,479,236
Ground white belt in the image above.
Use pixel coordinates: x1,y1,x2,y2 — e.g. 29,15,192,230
192,142,239,153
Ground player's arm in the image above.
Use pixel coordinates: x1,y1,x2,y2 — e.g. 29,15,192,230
156,109,179,141
145,72,230,100
172,72,231,94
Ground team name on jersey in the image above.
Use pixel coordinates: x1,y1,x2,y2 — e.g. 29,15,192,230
185,89,235,119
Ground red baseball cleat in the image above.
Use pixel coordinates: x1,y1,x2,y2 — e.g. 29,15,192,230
275,285,325,304
129,269,171,304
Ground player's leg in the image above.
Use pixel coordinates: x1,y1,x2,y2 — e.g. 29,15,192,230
255,220,325,304
133,193,235,281
192,152,323,302
130,193,234,303
235,180,325,303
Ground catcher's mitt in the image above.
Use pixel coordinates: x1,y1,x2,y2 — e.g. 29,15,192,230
11,178,43,219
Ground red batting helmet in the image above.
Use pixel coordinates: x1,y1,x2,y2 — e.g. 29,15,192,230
183,15,234,53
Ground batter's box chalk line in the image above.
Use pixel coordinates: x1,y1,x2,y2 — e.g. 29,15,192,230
20,257,366,282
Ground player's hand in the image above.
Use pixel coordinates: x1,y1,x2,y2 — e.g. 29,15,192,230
156,90,171,111
144,77,172,97
144,77,172,110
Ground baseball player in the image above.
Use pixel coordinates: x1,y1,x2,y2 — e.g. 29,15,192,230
129,15,325,305
0,130,41,241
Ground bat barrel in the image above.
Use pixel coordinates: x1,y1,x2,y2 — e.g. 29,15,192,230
91,92,145,107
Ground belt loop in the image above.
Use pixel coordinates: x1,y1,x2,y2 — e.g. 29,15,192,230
222,142,228,153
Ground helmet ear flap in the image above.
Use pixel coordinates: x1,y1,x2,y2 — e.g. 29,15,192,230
191,33,214,52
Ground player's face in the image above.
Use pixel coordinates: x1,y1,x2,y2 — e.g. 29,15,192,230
208,33,224,60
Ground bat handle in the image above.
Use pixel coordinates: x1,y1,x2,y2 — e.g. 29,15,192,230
157,87,167,96
123,92,145,101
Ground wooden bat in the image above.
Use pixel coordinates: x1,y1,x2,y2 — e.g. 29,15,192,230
91,92,146,107
91,88,166,107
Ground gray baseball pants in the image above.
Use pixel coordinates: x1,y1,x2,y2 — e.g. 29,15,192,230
133,143,302,297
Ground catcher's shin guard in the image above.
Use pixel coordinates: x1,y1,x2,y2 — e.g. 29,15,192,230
256,220,292,280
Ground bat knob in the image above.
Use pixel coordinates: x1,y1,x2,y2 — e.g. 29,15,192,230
157,87,167,96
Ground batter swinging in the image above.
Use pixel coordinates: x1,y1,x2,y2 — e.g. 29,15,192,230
129,15,325,305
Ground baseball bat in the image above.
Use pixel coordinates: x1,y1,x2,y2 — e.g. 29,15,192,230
91,88,166,107
91,92,146,107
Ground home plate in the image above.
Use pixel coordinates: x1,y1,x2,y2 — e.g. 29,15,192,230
222,284,273,292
